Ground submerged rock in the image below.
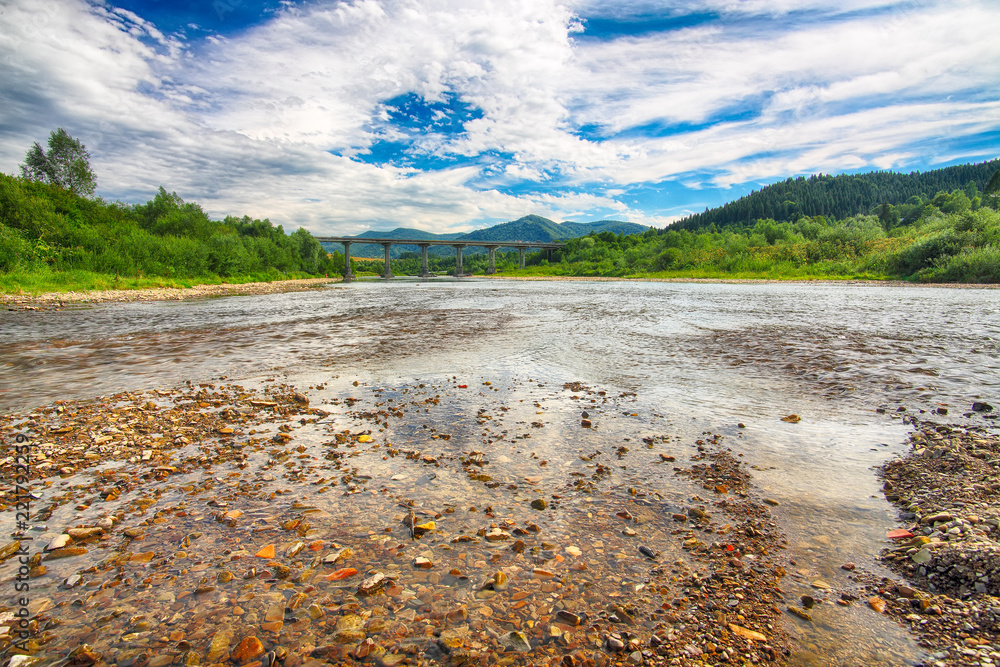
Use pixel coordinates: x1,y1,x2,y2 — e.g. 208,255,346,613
502,631,531,652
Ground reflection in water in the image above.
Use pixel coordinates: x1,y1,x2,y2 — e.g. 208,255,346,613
2,280,998,664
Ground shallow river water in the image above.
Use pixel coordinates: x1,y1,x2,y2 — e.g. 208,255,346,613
1,279,999,666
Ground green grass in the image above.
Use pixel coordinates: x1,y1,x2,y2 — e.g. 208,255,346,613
496,265,893,281
0,268,319,296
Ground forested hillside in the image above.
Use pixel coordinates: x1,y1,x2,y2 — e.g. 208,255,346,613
675,159,1000,231
0,174,339,290
514,183,1000,283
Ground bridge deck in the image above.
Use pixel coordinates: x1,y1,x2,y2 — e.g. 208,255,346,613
315,237,564,249
314,236,562,281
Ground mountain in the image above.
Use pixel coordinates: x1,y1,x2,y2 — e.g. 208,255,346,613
320,215,649,258
353,227,464,241
672,159,1000,231
457,214,566,243
560,220,653,237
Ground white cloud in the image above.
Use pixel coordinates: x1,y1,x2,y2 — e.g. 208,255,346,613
1,0,998,234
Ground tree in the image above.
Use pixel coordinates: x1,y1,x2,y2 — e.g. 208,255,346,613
984,169,1000,209
19,128,96,196
877,202,899,229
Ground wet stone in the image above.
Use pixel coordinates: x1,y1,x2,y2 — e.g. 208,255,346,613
232,636,266,662
502,631,532,653
45,546,88,560
485,528,511,542
66,527,104,540
45,534,72,551
556,610,582,626
358,572,386,595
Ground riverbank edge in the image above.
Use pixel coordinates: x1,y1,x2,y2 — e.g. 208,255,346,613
4,274,997,310
485,275,1000,288
0,277,340,309
862,420,1000,666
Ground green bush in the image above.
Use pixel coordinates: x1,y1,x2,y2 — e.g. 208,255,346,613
919,247,1000,283
0,172,335,289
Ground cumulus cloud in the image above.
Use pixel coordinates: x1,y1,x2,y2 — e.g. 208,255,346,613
0,0,998,233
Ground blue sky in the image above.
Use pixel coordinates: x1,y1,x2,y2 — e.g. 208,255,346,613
1,0,998,235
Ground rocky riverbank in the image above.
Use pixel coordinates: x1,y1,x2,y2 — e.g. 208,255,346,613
1,278,337,309
0,378,791,666
868,412,1000,666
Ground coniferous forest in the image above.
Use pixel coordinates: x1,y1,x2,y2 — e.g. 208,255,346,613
674,160,1000,230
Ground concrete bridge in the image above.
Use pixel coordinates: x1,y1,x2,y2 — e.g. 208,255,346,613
314,237,565,282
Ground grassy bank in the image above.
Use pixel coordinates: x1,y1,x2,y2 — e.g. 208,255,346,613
490,197,1000,283
0,268,324,296
498,265,891,281
0,173,344,294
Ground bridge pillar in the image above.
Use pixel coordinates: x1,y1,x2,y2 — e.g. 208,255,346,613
518,247,525,269
382,243,393,280
454,245,465,277
486,246,498,274
546,248,552,262
343,242,354,282
419,244,431,278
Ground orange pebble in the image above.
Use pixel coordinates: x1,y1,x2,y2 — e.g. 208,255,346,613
255,544,276,559
308,541,325,551
325,567,358,581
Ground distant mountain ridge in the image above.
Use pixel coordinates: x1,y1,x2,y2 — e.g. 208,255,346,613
321,215,649,258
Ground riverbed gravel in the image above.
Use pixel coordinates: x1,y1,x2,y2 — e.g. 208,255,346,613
0,378,792,666
866,417,1000,667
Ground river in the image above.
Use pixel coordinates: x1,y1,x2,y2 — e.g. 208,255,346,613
1,279,998,665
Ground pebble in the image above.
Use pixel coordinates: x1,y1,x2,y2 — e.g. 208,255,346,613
556,610,583,626
0,541,22,562
502,631,532,652
232,636,265,662
485,528,511,541
46,534,72,551
787,607,812,621
66,527,104,540
358,572,386,595
413,521,435,536
729,623,767,642
46,546,88,560
206,630,234,663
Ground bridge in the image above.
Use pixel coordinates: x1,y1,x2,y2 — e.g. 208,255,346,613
314,236,565,282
